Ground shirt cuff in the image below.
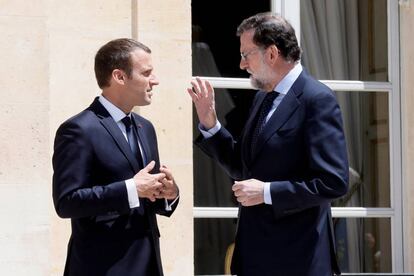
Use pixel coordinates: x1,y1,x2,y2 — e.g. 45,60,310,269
165,195,180,211
199,121,221,138
125,178,140,208
264,182,272,205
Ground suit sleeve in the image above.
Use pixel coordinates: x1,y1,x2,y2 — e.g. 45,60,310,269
52,121,130,219
270,90,349,216
194,93,263,180
195,127,245,180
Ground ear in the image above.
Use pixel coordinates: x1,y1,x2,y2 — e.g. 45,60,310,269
112,69,126,85
268,45,280,65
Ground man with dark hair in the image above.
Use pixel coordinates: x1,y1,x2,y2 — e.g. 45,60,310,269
188,13,348,275
53,38,179,276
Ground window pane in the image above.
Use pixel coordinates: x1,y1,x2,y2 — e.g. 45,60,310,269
192,0,271,78
334,91,390,207
334,218,391,272
194,217,391,274
194,89,256,207
194,218,237,275
300,0,388,81
194,90,390,208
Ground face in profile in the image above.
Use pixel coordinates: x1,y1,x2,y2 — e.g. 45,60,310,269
123,48,159,106
239,30,274,92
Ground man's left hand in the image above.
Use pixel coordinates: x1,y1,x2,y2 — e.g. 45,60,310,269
232,179,264,206
157,165,179,200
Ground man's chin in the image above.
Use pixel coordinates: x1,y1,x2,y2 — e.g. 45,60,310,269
142,93,153,104
144,98,152,105
250,76,270,91
249,77,260,90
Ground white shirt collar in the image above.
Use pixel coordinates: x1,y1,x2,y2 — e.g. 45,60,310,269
98,95,128,122
274,63,303,95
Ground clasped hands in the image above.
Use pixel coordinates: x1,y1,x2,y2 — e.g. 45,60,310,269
133,160,178,202
232,179,265,207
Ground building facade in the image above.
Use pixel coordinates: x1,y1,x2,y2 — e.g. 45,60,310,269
0,0,413,275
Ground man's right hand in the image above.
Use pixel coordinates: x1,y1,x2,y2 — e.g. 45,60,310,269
133,161,165,202
186,77,217,129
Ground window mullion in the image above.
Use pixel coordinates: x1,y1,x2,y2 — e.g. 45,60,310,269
196,76,392,92
193,207,394,219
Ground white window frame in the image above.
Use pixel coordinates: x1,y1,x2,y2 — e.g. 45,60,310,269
193,0,404,272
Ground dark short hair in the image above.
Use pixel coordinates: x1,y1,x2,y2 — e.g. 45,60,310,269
94,38,151,89
237,12,301,62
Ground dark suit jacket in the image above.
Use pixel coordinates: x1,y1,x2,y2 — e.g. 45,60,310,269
53,98,178,276
196,69,348,276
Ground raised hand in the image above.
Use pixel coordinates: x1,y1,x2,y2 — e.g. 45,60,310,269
186,77,217,130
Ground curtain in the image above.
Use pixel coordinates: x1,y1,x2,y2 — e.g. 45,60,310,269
301,0,364,271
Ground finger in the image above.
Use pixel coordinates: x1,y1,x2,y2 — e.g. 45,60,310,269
205,80,215,99
142,160,156,173
242,197,261,207
190,80,200,94
186,88,199,102
242,198,255,206
151,172,166,181
160,178,170,187
241,201,250,207
153,189,161,197
236,196,246,203
233,190,243,197
151,181,164,189
159,166,173,180
196,77,207,97
232,183,242,191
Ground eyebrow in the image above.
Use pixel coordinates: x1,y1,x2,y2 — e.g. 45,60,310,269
140,66,153,73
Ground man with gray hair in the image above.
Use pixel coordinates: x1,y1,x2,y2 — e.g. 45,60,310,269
188,13,348,276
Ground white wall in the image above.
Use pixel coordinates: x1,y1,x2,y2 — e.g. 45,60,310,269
0,1,192,275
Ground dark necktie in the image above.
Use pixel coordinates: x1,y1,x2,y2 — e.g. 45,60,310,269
250,91,279,153
122,116,144,169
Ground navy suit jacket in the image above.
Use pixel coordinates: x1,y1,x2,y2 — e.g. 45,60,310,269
53,98,178,276
196,69,348,276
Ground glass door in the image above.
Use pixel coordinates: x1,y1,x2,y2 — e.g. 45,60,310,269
192,0,402,274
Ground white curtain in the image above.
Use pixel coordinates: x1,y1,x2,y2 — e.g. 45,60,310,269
301,0,364,271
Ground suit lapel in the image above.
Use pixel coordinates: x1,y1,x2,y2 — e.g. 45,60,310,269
250,72,306,161
251,90,300,159
89,98,141,172
131,114,150,166
241,92,267,165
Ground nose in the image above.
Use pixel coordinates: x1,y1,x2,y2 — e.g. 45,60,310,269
240,58,248,70
150,75,159,86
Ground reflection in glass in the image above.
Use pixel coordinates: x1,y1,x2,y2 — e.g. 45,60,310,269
191,0,270,78
333,91,390,207
301,0,388,81
194,218,237,275
334,218,391,272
